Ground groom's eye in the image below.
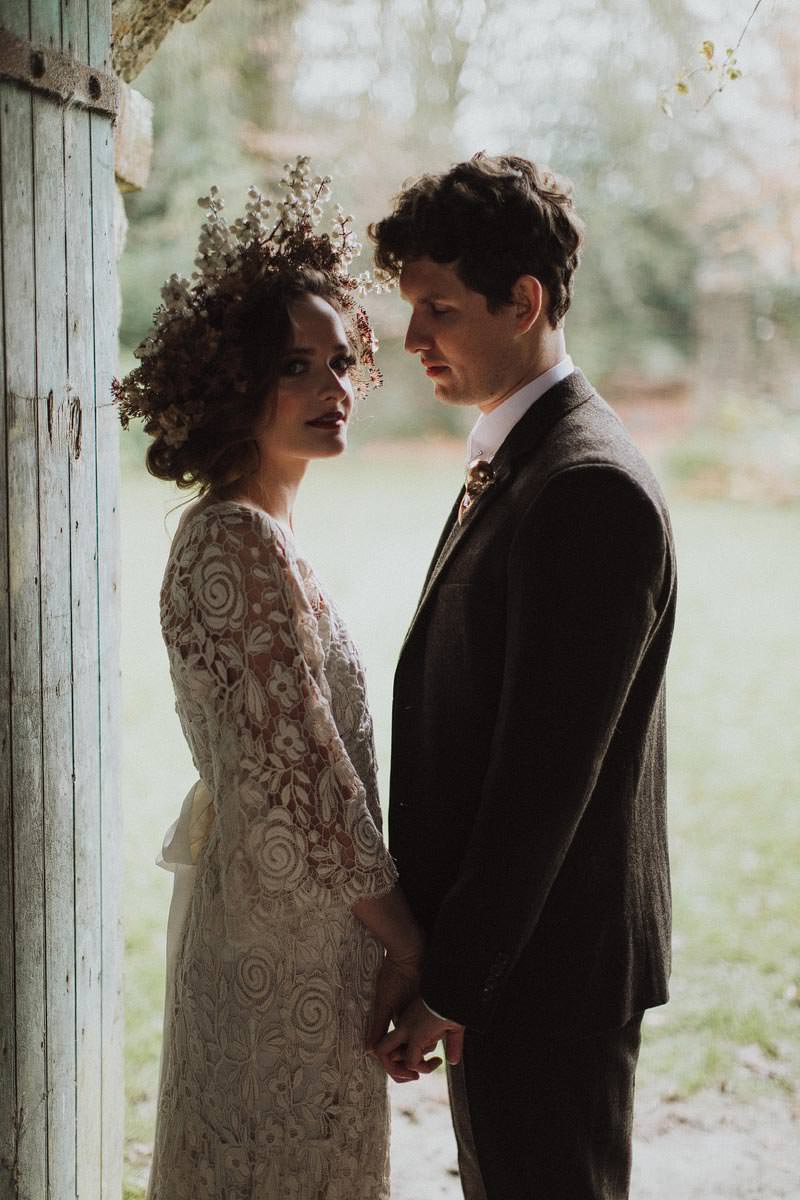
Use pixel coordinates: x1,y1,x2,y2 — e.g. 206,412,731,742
429,304,451,317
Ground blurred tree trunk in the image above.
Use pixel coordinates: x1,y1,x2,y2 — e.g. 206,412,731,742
240,0,304,145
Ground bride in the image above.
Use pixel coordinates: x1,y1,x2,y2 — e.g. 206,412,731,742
115,160,431,1199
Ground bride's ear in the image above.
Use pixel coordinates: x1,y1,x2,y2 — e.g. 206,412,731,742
511,275,543,334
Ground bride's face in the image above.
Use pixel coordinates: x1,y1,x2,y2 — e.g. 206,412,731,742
260,293,356,467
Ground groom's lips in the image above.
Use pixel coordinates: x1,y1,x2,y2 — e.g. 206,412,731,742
422,360,449,377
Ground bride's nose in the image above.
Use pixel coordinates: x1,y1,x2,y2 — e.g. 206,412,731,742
321,366,350,400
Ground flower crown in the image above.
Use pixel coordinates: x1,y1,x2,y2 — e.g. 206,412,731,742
113,157,393,448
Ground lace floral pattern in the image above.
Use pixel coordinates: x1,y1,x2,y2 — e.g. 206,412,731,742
148,502,397,1199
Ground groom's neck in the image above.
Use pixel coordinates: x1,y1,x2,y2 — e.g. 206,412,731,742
479,326,567,414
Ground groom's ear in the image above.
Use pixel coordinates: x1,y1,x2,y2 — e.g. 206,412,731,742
510,277,546,338
511,275,544,334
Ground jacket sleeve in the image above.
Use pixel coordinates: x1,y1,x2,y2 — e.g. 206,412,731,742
420,464,669,1028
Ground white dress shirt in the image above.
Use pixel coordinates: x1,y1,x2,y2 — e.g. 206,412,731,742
421,355,574,1027
466,355,575,465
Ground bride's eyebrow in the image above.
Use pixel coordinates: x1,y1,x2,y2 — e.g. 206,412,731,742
288,342,350,354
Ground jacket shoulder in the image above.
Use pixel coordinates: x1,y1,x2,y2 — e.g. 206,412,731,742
532,391,670,518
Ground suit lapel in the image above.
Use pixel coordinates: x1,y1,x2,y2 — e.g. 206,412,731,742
411,459,513,622
400,492,464,657
421,492,463,592
400,370,595,656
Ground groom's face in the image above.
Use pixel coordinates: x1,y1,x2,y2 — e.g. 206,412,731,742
399,258,521,409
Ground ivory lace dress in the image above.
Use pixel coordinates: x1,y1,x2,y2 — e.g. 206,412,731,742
148,501,398,1200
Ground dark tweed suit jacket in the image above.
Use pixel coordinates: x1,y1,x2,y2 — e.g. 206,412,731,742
389,370,676,1035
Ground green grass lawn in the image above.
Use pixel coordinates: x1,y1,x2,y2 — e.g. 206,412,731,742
120,439,800,1195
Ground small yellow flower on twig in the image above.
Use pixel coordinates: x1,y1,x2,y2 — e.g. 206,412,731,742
659,0,762,116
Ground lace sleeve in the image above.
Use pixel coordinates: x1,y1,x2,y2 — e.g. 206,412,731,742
178,505,397,939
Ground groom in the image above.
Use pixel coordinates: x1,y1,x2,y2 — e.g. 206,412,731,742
369,154,676,1198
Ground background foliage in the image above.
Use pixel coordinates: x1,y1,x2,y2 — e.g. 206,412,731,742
120,0,800,440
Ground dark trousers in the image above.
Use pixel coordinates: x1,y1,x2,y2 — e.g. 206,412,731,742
446,1013,643,1200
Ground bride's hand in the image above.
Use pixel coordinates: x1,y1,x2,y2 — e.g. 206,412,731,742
367,949,421,1055
368,951,443,1083
351,885,428,1078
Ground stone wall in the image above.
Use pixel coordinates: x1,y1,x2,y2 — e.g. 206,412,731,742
112,0,213,82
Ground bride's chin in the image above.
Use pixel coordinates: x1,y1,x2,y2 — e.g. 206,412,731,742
310,436,348,459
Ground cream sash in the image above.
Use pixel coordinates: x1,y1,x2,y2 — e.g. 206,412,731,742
156,778,214,989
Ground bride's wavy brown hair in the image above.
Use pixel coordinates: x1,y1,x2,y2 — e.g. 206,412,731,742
369,152,584,326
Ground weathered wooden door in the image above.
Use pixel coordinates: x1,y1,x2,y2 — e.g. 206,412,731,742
0,2,122,1197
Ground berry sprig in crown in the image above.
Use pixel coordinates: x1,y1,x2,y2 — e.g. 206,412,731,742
113,157,393,449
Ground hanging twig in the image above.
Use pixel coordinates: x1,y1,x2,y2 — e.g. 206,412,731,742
659,0,765,116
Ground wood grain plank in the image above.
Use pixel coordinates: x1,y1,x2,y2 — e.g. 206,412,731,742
0,81,17,1200
88,2,124,1195
65,93,104,1200
0,66,48,1199
87,0,112,73
31,0,61,49
78,2,124,1190
2,0,31,39
31,2,79,1191
62,0,108,1172
30,7,77,1199
91,123,124,1200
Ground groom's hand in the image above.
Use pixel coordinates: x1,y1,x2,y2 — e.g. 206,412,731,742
374,997,464,1081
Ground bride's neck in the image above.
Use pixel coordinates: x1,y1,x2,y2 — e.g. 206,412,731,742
218,456,307,532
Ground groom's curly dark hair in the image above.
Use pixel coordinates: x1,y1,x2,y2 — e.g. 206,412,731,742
369,153,584,326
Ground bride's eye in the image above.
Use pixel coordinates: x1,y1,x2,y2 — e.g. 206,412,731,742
331,353,357,375
281,358,308,377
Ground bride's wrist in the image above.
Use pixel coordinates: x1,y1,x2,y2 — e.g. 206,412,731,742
385,932,424,968
351,887,424,963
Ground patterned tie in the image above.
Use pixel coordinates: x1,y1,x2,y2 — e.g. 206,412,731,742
458,457,495,525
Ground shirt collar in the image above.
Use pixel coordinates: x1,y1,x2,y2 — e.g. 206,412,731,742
466,355,575,464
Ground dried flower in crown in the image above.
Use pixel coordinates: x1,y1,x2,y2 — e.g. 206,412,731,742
113,157,394,448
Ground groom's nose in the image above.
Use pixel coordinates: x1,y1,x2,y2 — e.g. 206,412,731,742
404,310,431,355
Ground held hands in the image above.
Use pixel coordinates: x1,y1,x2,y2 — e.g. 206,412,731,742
366,948,434,1083
353,886,463,1083
373,997,465,1083
367,950,419,1049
